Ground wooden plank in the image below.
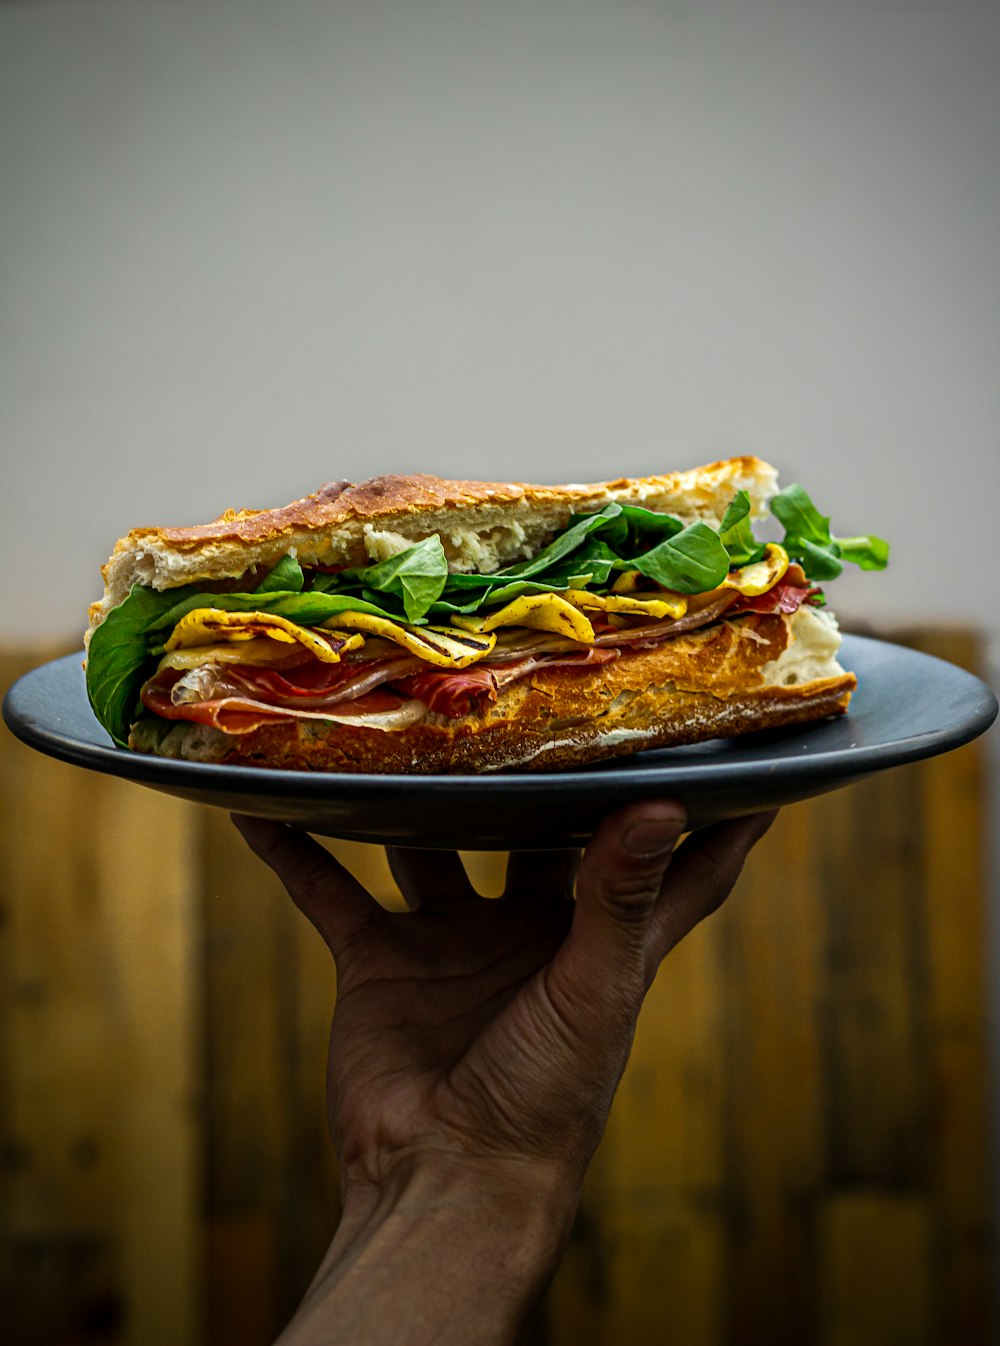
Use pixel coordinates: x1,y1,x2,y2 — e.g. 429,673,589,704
600,1197,725,1345
610,910,728,1198
205,1215,277,1346
282,854,341,1295
907,629,993,1346
91,779,202,1346
723,802,828,1346
201,806,294,1346
1,648,202,1346
817,1193,936,1346
1,680,125,1346
816,761,931,1186
543,848,730,1343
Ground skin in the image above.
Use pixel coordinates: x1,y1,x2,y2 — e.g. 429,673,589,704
232,802,776,1346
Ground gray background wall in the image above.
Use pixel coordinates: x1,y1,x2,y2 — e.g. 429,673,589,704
1,0,998,647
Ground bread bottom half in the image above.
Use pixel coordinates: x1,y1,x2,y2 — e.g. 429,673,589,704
127,607,855,774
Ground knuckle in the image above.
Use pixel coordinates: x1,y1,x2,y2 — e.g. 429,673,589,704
598,866,663,920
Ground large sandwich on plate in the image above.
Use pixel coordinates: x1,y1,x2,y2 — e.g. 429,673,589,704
84,457,887,773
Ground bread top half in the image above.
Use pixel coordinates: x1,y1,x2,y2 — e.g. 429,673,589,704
90,456,778,636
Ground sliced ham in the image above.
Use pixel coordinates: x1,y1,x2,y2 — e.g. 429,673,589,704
393,646,619,718
140,576,820,731
141,678,426,734
159,653,425,710
729,580,822,616
393,665,498,718
592,590,741,647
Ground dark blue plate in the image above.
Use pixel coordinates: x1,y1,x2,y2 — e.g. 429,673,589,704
3,637,996,850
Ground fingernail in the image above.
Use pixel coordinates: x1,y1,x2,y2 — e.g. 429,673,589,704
624,813,684,857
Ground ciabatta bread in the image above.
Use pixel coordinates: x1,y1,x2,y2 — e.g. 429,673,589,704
87,458,861,773
89,457,777,637
128,608,855,773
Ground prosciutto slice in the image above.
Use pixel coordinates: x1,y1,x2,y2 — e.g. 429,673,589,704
393,665,498,718
187,654,426,708
139,576,820,731
141,677,426,735
729,579,822,615
394,646,619,718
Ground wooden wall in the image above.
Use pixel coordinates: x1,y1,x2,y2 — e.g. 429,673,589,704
0,630,995,1346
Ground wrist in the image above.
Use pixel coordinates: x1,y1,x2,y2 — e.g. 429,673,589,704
285,1154,579,1345
343,1147,578,1254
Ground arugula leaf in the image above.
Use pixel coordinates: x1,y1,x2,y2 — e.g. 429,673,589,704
835,534,891,571
435,534,624,605
718,490,766,567
547,538,621,587
255,554,305,593
87,583,419,746
147,588,408,638
630,521,731,593
496,505,627,580
86,584,198,747
614,503,685,551
772,483,889,580
770,484,832,546
336,535,449,623
425,591,499,617
432,578,593,615
785,538,845,581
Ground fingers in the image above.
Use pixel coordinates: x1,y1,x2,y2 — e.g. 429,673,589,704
231,815,378,955
503,849,580,903
387,847,580,911
647,810,778,970
386,847,476,912
553,801,688,1005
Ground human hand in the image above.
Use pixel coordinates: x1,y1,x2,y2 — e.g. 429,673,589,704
232,803,775,1346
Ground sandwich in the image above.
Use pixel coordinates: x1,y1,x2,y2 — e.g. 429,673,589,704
84,457,887,773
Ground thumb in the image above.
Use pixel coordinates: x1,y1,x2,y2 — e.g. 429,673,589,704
558,802,687,1004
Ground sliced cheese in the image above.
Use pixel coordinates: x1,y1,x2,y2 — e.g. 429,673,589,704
561,588,688,620
158,545,790,685
610,569,646,594
611,547,789,605
158,637,340,672
723,543,789,597
450,593,596,644
321,611,496,667
164,609,363,662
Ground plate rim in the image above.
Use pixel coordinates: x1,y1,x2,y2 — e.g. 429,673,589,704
4,634,997,799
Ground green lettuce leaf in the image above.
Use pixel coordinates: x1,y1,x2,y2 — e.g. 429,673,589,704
428,575,609,618
493,505,629,580
334,535,449,623
718,490,766,567
834,534,891,571
772,483,889,580
86,584,199,747
255,554,305,593
612,503,686,551
629,520,731,593
87,584,415,746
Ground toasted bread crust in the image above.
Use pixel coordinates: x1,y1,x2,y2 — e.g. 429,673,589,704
91,457,779,636
111,459,771,552
128,612,856,774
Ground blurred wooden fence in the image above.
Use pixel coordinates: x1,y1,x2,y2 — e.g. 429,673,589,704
0,629,994,1346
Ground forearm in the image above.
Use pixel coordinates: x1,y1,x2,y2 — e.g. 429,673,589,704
278,1158,579,1346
